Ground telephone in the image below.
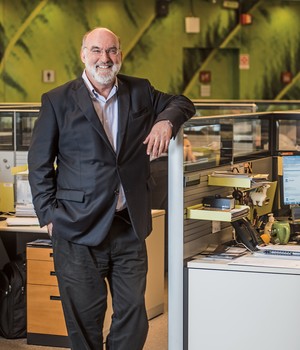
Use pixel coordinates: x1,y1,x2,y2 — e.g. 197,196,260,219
231,217,259,251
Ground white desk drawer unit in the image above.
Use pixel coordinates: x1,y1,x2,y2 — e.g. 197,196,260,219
188,257,300,350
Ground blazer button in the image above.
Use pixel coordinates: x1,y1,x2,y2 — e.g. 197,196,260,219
114,189,119,195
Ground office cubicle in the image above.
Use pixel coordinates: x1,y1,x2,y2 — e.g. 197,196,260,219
168,109,300,350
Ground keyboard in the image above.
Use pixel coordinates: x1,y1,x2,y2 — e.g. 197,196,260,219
257,245,300,257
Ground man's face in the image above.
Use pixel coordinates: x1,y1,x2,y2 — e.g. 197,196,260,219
81,29,122,86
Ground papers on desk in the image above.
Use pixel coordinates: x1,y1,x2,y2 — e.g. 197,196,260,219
27,239,52,247
193,244,248,261
15,203,36,217
229,255,300,269
6,217,40,226
229,245,300,269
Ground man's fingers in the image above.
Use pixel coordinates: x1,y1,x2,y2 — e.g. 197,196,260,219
143,120,172,157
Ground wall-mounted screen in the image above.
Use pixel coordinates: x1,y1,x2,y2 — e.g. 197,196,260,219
282,156,300,205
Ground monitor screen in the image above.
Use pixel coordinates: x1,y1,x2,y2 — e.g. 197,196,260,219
282,156,300,205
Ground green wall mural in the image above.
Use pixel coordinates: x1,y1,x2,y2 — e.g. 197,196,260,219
0,0,300,102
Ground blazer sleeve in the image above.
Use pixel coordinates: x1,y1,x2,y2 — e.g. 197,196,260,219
149,83,196,137
28,93,59,227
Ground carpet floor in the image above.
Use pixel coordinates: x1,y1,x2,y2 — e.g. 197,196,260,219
0,310,168,350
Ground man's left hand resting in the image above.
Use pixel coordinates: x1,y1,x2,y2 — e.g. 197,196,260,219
143,120,172,158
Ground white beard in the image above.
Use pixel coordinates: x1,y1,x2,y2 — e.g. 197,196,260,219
87,62,122,85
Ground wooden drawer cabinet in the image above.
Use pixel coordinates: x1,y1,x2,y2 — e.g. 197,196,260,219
26,246,70,347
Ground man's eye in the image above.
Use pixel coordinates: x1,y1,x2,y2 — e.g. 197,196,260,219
108,48,118,55
92,49,101,53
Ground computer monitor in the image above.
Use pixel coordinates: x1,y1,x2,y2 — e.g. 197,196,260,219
282,155,300,206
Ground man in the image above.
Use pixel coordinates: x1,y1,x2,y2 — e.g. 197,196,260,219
28,27,195,350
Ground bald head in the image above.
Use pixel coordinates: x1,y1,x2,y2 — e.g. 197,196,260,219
82,28,120,50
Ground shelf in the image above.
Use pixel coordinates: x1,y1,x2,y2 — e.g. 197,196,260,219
208,174,252,188
208,174,269,189
186,204,250,222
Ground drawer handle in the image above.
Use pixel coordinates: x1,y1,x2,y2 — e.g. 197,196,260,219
50,295,61,301
50,271,56,276
50,252,53,258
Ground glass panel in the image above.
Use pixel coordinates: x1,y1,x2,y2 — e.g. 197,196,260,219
183,112,271,172
277,119,300,151
16,111,39,150
0,112,14,150
193,103,256,117
184,123,222,172
255,101,300,112
183,117,235,172
233,119,269,157
192,100,300,112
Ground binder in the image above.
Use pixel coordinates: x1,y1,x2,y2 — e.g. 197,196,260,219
0,182,14,213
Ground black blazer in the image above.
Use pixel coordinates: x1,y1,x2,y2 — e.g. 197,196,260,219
28,74,195,246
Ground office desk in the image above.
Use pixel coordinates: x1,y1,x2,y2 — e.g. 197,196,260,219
0,210,165,347
0,220,48,267
187,256,300,350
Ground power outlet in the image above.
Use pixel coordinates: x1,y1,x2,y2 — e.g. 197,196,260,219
212,221,221,233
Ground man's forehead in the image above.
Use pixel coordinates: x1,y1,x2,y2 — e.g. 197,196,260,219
86,29,118,45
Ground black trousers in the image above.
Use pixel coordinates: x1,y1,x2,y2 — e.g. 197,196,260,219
51,211,149,350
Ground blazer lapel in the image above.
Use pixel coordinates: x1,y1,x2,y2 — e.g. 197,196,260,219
75,80,115,152
116,79,130,154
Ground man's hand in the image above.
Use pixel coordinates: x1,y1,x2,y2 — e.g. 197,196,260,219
47,222,53,237
143,120,173,158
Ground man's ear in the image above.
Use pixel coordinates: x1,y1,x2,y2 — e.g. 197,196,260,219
80,49,86,64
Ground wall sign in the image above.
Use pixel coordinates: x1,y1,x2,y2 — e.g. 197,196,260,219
42,70,55,83
199,71,211,83
239,54,250,70
281,71,293,84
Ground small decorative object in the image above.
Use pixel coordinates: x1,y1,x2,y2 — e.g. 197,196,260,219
249,184,270,207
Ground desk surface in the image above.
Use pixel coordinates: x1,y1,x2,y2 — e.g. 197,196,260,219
0,209,165,234
188,252,300,275
0,220,47,233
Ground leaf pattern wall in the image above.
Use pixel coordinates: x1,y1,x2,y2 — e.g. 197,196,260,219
1,0,300,102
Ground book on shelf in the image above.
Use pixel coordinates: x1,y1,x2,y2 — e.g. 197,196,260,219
186,204,249,221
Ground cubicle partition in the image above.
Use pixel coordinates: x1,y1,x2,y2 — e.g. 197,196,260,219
192,99,300,112
168,110,300,350
0,108,39,183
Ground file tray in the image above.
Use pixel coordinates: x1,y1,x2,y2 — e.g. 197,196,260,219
186,204,250,222
208,174,252,188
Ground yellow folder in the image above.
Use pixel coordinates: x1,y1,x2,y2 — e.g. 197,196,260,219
0,182,15,213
